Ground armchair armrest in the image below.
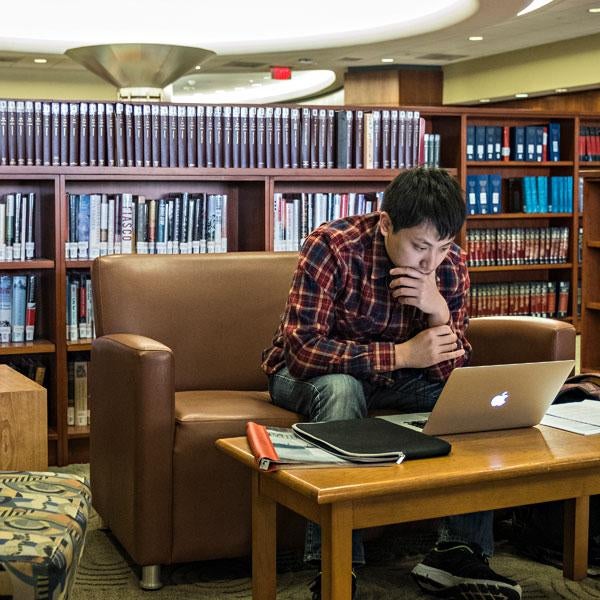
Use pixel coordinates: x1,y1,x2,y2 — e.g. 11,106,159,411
468,316,576,367
90,333,175,565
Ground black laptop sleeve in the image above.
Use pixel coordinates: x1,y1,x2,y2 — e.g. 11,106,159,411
292,418,451,463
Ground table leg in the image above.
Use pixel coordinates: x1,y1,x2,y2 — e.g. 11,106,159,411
252,471,277,599
320,501,353,600
563,496,589,581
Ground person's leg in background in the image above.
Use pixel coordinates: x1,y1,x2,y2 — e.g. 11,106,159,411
269,366,367,568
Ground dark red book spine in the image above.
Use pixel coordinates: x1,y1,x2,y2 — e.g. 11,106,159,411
177,105,187,168
88,102,97,166
41,102,51,166
186,105,196,168
79,102,88,166
25,100,35,166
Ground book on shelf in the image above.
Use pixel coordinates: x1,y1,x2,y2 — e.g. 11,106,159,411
187,105,197,168
0,192,37,261
69,355,90,427
1,97,438,170
66,272,94,341
134,104,145,168
159,105,169,168
88,102,97,166
273,191,382,251
467,226,569,267
469,280,570,318
177,105,187,168
0,273,38,343
151,105,160,167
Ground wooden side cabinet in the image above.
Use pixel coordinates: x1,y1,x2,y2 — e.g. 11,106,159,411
0,365,48,470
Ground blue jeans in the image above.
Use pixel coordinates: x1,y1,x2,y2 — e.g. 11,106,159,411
269,367,495,564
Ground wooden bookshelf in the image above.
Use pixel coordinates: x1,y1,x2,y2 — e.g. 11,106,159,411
0,103,593,464
580,170,600,372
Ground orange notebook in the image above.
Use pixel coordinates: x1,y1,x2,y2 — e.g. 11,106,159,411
246,421,279,470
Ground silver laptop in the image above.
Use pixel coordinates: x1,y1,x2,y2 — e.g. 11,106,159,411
380,360,574,436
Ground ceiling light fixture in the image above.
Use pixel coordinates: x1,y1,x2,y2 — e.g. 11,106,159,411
468,36,483,41
555,88,568,93
33,58,47,64
195,65,202,70
517,0,554,17
479,98,490,103
515,92,529,98
381,57,394,63
588,7,600,12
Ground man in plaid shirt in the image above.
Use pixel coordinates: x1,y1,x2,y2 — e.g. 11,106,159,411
262,168,521,600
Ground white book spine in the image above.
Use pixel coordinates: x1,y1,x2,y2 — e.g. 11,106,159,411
69,280,78,341
120,194,134,254
89,194,101,259
86,277,93,339
107,198,115,254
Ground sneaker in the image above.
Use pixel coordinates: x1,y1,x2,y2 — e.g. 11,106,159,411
309,569,357,600
411,542,522,600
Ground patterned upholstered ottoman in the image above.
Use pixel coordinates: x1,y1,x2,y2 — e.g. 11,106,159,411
0,471,91,600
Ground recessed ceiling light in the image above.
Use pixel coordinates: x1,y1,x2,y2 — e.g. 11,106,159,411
589,7,600,12
381,57,394,63
33,58,47,64
479,98,490,103
194,65,201,70
468,36,483,41
555,88,568,93
517,0,554,16
515,93,529,98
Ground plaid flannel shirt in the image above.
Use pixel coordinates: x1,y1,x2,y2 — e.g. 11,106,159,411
262,213,471,385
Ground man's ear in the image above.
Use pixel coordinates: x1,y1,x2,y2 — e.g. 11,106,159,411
379,211,393,236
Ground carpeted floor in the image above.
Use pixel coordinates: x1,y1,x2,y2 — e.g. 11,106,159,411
65,465,600,599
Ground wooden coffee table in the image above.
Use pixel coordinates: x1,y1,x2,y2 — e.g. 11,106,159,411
217,425,600,600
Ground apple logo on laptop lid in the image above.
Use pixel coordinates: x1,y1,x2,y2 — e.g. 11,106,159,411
491,391,509,407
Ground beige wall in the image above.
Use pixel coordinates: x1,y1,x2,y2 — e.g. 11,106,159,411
0,67,116,100
443,34,600,105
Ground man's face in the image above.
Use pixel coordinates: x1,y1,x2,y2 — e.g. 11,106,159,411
379,213,454,274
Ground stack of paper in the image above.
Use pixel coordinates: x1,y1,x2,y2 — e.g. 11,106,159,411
541,400,600,435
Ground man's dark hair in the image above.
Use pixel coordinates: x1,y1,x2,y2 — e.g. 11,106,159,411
381,167,466,239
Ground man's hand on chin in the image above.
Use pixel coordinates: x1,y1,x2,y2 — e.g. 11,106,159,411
388,266,449,324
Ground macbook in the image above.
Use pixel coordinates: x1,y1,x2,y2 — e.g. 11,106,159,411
380,360,575,436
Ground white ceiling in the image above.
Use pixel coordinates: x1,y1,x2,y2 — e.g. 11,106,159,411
0,0,599,101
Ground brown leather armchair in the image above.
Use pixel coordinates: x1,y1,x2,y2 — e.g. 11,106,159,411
90,252,576,589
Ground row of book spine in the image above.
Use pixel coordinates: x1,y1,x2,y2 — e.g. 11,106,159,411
466,123,561,162
506,176,573,213
0,99,430,170
0,192,36,261
66,272,94,342
466,175,502,215
0,273,38,343
578,125,600,161
273,191,382,252
469,280,570,318
67,355,89,427
66,192,227,259
466,226,569,267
